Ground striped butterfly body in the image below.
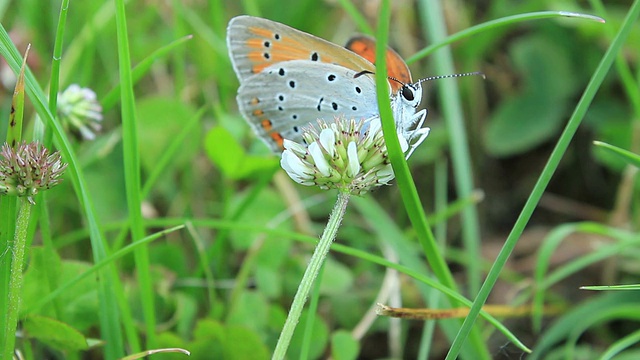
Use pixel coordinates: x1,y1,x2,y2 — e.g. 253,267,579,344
227,15,429,157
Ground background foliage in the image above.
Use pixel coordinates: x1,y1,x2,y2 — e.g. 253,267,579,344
0,0,639,359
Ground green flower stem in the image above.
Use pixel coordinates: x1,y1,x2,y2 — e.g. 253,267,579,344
2,198,32,360
272,191,350,360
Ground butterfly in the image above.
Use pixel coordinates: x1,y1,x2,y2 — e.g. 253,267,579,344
226,15,429,158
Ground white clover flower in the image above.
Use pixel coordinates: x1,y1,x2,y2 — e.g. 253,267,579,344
0,142,68,204
280,116,414,195
57,84,103,140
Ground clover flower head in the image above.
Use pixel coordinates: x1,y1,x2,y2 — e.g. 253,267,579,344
57,84,103,140
280,116,410,195
0,141,68,204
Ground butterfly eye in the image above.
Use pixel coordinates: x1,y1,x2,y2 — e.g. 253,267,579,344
401,85,414,101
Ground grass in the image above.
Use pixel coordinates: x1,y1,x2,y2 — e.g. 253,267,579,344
1,0,639,359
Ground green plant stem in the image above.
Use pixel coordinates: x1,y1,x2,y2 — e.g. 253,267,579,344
272,191,350,360
445,1,640,358
299,262,324,359
2,198,32,360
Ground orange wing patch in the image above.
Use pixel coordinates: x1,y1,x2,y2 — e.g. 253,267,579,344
229,16,377,84
346,36,412,94
246,26,341,75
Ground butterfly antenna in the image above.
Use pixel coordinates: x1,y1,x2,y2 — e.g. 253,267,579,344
417,71,485,85
387,76,405,86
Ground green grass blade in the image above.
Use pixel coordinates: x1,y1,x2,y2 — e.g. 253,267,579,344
563,305,640,359
589,0,640,117
446,1,640,358
407,11,604,64
582,284,640,291
533,223,637,330
0,22,126,359
47,0,69,118
336,0,374,35
375,0,457,300
101,35,193,111
24,226,184,314
529,292,640,359
599,328,640,360
113,0,156,350
141,106,205,199
418,0,483,297
134,215,529,353
593,141,640,168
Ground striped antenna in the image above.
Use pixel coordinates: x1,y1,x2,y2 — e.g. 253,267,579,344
417,71,485,85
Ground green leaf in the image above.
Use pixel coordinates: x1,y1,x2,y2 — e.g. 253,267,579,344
136,96,200,172
204,126,246,178
230,190,291,250
23,315,88,351
22,248,99,331
319,258,354,296
485,35,578,156
188,319,269,360
223,325,270,360
190,319,224,359
204,126,278,179
255,265,282,299
226,291,270,332
484,93,566,156
584,99,633,171
289,311,329,359
331,330,360,360
154,331,188,360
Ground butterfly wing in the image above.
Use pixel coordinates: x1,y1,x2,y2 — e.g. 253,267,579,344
237,60,379,152
227,16,376,82
345,35,412,94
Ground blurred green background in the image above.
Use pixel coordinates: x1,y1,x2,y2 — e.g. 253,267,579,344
1,0,639,359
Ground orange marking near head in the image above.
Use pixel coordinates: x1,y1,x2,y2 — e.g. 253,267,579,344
346,36,412,94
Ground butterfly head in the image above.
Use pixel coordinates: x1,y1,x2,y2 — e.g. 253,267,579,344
386,76,422,109
398,82,422,109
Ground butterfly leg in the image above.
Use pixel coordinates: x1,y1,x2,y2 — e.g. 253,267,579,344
409,108,427,132
404,109,429,159
405,127,430,159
